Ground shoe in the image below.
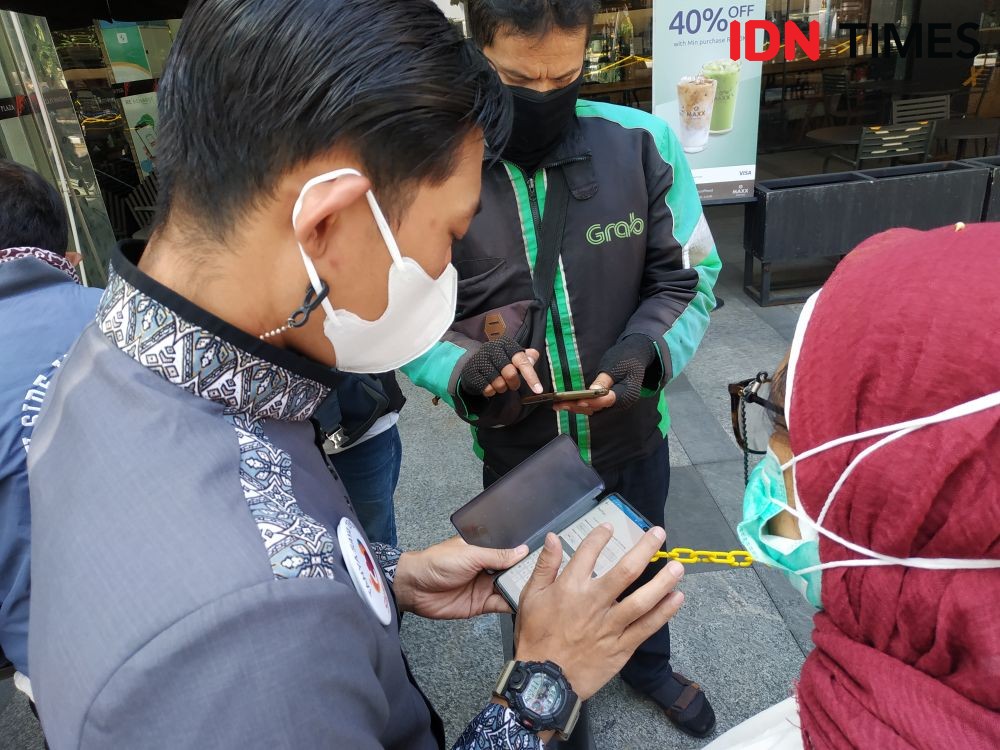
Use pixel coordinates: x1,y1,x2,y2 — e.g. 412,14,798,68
638,671,716,739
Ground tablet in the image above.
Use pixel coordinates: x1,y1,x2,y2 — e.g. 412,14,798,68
495,493,651,611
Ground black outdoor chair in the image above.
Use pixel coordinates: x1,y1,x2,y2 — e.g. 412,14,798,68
893,96,951,158
823,121,935,172
892,95,951,124
954,65,996,118
822,69,878,125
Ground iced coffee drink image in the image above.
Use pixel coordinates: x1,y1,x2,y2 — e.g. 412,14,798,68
701,59,741,134
676,75,717,154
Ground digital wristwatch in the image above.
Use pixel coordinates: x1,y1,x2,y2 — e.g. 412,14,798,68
493,660,581,740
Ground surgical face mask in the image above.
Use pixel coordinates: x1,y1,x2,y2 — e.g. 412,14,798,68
502,75,582,171
292,168,458,374
738,448,822,608
740,291,1000,608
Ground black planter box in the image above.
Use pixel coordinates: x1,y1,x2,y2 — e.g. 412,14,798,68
743,173,875,305
958,157,1000,221
857,161,989,231
745,172,875,263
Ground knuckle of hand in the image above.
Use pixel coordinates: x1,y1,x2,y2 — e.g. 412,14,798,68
620,560,642,580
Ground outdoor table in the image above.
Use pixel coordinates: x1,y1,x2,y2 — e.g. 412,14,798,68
808,119,1000,160
933,117,1000,158
806,125,862,147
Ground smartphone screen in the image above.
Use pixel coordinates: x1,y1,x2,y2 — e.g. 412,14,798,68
495,494,651,610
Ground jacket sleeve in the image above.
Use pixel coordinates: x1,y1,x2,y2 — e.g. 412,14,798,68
402,335,527,428
0,489,30,674
78,580,395,749
77,578,540,750
618,120,721,391
453,702,541,749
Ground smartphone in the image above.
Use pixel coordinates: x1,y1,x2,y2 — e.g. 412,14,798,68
495,493,652,611
521,387,608,405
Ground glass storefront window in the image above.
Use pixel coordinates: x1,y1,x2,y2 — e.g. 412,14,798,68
581,2,654,110
0,11,116,286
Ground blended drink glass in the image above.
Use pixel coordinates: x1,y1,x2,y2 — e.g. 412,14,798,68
701,59,741,134
676,75,717,154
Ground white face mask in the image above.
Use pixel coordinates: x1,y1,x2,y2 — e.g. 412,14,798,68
765,291,1000,577
292,168,458,374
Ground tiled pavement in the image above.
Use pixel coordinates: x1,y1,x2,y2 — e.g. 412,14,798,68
0,205,818,749
397,204,817,749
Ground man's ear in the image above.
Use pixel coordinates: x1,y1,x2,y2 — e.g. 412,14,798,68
293,173,371,261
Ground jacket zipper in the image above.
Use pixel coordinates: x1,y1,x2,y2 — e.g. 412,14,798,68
526,171,579,444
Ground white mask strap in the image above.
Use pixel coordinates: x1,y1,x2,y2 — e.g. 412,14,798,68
783,290,820,520
291,168,406,320
770,286,1000,579
779,389,1000,545
813,425,920,526
782,290,820,433
764,492,1000,575
782,389,1000,472
361,190,405,267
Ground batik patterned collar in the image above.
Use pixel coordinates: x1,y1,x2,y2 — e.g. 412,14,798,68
0,246,80,283
97,265,330,422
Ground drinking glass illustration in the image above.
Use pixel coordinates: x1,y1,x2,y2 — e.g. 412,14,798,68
701,60,741,134
677,76,717,153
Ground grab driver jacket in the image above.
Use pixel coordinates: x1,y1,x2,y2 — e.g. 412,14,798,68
403,100,721,475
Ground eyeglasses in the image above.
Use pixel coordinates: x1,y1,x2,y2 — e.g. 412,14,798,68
727,373,786,480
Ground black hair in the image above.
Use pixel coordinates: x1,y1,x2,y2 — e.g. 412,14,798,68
0,160,68,253
156,0,511,237
466,0,598,48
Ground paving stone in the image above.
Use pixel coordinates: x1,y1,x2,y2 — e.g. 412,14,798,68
666,388,742,466
0,688,44,750
697,460,817,655
588,569,806,749
665,466,742,575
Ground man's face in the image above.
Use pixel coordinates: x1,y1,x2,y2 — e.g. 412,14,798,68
287,133,483,367
482,26,588,92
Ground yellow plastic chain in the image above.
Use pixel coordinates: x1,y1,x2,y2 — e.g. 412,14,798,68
650,548,754,568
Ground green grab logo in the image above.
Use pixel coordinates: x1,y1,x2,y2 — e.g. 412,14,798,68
586,212,645,246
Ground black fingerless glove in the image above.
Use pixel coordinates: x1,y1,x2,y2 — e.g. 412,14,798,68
460,337,526,396
596,335,658,411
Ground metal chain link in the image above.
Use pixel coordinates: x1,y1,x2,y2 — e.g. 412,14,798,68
652,548,754,567
740,396,750,485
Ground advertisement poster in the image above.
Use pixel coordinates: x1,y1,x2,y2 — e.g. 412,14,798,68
120,92,158,175
653,1,765,202
100,22,151,83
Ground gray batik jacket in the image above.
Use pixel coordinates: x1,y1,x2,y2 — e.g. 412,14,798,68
26,242,538,750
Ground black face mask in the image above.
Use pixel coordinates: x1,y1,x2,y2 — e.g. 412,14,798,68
501,75,583,172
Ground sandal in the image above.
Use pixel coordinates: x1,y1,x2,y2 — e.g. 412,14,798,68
646,671,717,739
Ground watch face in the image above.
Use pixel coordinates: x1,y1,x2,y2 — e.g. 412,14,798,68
522,672,563,716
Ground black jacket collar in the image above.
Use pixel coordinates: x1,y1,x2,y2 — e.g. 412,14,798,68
487,114,598,201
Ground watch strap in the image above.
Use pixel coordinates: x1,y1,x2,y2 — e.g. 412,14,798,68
493,659,519,698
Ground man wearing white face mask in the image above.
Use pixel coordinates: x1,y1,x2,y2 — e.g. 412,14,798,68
711,223,1000,750
24,2,689,748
